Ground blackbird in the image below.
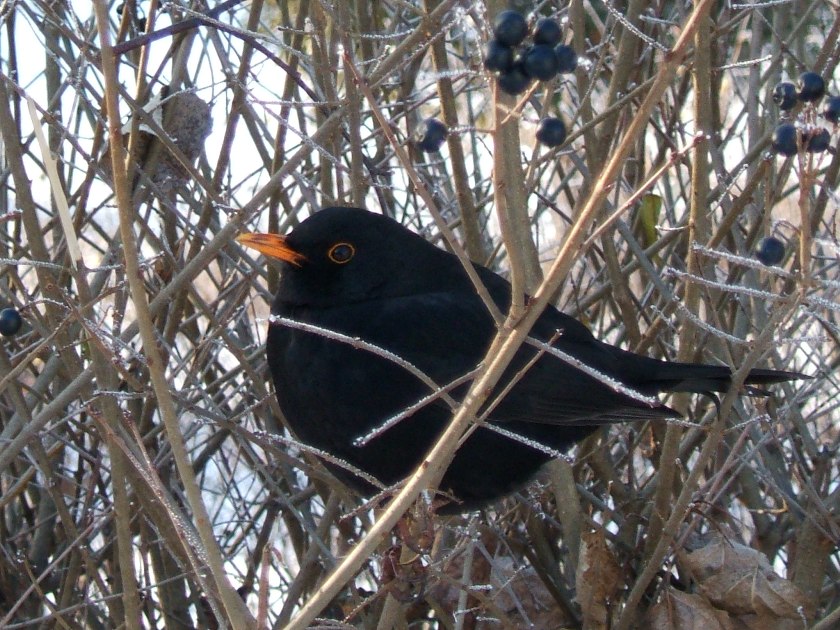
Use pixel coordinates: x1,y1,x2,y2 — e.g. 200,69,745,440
239,206,802,512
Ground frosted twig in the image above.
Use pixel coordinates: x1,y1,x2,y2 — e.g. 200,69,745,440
481,423,570,461
665,267,789,300
692,243,793,277
603,2,669,52
268,315,448,396
524,337,662,407
658,303,751,346
353,368,480,447
717,54,773,70
251,430,386,490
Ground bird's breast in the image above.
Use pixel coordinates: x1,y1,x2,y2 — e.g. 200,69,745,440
266,300,475,460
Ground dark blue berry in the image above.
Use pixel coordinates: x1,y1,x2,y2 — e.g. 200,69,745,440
536,117,567,147
533,18,562,46
522,45,560,81
822,95,840,123
798,72,825,103
772,82,797,111
484,39,514,72
0,308,22,337
416,118,448,153
756,237,785,266
493,10,528,47
772,123,798,156
554,44,577,74
497,63,531,95
806,127,830,153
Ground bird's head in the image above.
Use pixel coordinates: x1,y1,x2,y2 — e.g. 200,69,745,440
237,207,464,307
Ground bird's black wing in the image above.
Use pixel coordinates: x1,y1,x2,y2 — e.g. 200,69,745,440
487,336,681,427
327,290,680,427
460,269,683,426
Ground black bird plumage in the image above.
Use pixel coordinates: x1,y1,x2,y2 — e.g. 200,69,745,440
239,207,801,512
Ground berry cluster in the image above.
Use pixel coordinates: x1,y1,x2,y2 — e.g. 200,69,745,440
484,10,577,96
771,71,835,157
485,11,574,148
761,70,839,267
416,11,576,154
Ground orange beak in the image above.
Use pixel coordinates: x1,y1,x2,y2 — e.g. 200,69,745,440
236,233,307,267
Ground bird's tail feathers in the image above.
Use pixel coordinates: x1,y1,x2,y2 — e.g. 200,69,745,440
636,360,806,395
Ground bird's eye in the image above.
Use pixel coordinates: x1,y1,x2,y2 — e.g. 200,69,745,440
328,242,355,264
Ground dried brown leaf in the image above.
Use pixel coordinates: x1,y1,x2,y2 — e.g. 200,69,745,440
433,545,574,629
646,588,733,630
731,612,804,630
684,537,808,618
576,529,623,629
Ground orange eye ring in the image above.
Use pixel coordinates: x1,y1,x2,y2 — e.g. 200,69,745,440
328,242,355,264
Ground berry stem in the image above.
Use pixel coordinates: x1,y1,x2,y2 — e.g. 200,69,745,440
798,155,813,282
